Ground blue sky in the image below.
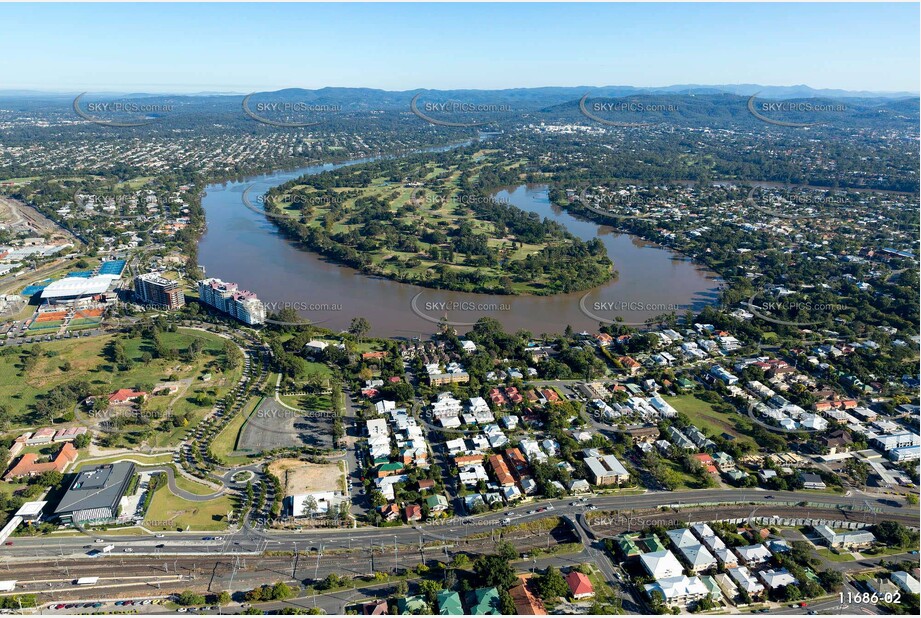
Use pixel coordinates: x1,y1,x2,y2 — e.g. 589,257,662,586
1,2,918,93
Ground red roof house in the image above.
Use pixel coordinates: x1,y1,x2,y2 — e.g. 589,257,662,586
565,571,595,599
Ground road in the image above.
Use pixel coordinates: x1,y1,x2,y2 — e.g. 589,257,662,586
2,488,910,562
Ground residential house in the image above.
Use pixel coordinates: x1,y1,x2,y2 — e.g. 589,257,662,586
645,576,709,607
565,571,595,599
508,579,546,615
437,590,464,615
640,550,685,580
467,588,501,615
734,544,772,565
758,568,798,590
426,494,449,514
728,567,765,597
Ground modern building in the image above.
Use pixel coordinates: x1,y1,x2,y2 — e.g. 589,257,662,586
134,273,185,309
890,571,920,595
53,462,135,525
197,278,265,325
585,454,630,485
40,275,114,304
640,550,685,580
813,525,876,549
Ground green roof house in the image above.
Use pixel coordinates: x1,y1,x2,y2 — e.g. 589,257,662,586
426,494,449,513
437,590,464,615
467,587,500,615
640,535,667,553
397,595,428,615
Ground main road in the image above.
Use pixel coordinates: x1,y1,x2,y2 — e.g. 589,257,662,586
2,489,910,561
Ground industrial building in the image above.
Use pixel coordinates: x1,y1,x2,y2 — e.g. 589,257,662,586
53,462,136,525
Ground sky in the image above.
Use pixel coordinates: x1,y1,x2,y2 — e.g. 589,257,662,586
1,2,918,94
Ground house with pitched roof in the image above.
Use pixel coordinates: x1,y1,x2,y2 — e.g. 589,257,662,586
436,590,464,615
467,588,500,615
565,571,594,599
640,550,684,580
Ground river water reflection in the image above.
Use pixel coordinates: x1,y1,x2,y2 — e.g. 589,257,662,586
199,167,721,337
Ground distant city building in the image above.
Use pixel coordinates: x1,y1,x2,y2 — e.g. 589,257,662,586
197,278,265,325
134,272,185,309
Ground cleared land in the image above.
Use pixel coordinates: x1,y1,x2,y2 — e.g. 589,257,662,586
664,393,757,449
267,458,342,497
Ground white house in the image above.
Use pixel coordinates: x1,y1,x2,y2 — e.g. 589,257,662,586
640,550,685,580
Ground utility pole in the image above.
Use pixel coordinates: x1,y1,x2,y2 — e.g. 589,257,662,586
314,544,324,581
393,536,398,573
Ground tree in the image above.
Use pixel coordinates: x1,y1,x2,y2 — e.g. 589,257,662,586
217,591,231,605
418,580,442,606
473,554,517,590
873,521,917,549
177,590,206,606
535,566,570,600
496,541,518,562
349,317,371,342
272,582,294,600
818,570,843,592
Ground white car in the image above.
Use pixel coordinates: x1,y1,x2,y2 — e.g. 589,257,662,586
124,548,133,552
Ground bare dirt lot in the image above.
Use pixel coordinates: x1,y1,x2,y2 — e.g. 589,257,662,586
0,195,74,240
267,458,343,497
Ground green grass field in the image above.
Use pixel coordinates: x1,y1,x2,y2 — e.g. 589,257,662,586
144,490,235,532
170,469,222,496
664,394,757,449
0,328,242,445
265,152,609,295
210,396,263,465
816,547,858,562
73,452,175,471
